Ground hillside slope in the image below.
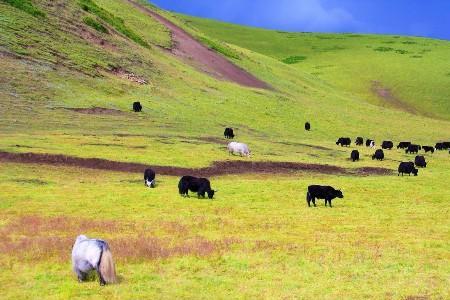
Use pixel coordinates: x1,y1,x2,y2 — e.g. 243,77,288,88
1,0,449,164
179,15,450,120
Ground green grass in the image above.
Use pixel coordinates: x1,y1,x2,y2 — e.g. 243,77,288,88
0,0,449,298
83,16,108,34
1,0,45,18
178,15,450,120
198,36,241,60
281,55,307,64
79,0,149,48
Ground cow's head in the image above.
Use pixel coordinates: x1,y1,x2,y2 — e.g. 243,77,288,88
335,190,344,198
207,190,216,199
146,179,155,188
413,168,419,176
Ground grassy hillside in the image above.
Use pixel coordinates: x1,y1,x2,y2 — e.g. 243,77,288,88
178,15,450,120
0,0,449,299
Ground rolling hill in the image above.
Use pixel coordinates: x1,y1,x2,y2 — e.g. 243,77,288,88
178,14,450,120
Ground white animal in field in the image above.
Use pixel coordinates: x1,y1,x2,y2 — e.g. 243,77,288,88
71,235,117,285
227,142,251,157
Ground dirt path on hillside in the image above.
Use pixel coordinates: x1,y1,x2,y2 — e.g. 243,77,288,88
127,1,270,89
0,151,392,177
371,81,420,115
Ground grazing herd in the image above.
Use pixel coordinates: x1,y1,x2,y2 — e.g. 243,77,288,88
339,136,449,176
72,116,447,285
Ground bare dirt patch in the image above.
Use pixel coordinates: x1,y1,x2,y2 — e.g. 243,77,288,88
101,65,148,85
65,107,125,115
75,26,116,51
127,0,270,89
371,81,419,115
0,151,393,176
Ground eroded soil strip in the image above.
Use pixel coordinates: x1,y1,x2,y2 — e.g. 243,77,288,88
127,0,270,89
0,151,392,176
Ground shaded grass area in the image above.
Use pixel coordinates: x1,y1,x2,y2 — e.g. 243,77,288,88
1,0,45,18
281,55,307,64
78,0,148,48
82,16,108,34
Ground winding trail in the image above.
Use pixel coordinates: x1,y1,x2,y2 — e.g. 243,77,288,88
0,151,392,177
127,0,270,89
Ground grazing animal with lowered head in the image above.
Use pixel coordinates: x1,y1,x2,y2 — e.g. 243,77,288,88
133,101,142,112
144,168,156,188
422,146,434,153
224,127,235,139
381,141,393,150
350,150,359,162
398,162,418,176
415,155,427,168
305,122,311,131
72,235,117,286
366,139,375,148
372,149,384,161
355,137,364,146
178,176,216,199
397,141,411,149
227,142,250,157
336,137,351,147
406,144,420,154
306,185,343,207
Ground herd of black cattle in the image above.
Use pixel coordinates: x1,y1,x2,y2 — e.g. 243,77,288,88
134,108,448,207
336,136,450,177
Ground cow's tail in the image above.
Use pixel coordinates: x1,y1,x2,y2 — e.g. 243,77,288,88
306,191,311,203
99,245,117,284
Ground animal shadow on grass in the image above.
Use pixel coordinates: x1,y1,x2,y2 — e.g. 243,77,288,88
80,272,124,284
12,179,49,185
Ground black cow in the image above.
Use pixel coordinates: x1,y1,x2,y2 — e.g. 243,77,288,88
144,168,156,188
355,137,364,146
366,139,375,148
397,142,411,149
306,185,343,208
444,142,450,149
224,127,235,139
372,149,384,161
435,143,444,150
305,122,311,131
178,176,216,199
398,162,418,176
415,155,427,168
406,144,420,154
133,101,142,112
336,137,351,147
381,141,393,150
350,150,359,162
422,146,434,154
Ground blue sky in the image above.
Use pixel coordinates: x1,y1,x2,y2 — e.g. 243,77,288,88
149,0,450,40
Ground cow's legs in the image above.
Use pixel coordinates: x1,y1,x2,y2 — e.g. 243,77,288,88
96,267,106,286
328,199,333,208
75,269,86,283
